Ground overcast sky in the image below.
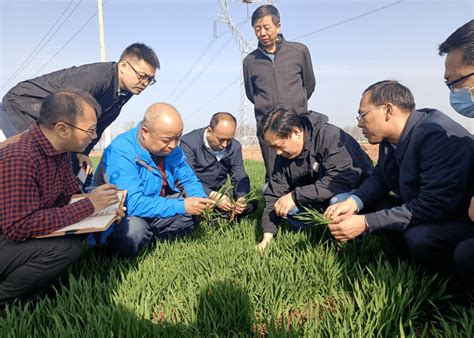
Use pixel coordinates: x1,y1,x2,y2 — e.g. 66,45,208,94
1,0,473,138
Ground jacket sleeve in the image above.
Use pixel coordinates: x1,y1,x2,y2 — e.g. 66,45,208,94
365,130,473,232
230,145,250,198
302,45,315,99
102,146,187,218
174,150,207,198
292,128,364,204
353,164,391,209
261,163,291,235
243,61,255,103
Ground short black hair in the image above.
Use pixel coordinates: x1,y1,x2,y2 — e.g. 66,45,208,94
120,42,160,69
258,105,302,139
439,20,474,65
39,90,101,128
251,4,280,27
209,112,237,129
363,80,415,111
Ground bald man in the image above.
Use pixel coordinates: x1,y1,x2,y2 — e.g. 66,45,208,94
181,112,257,218
93,103,213,258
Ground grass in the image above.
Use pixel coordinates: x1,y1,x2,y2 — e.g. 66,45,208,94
1,160,473,337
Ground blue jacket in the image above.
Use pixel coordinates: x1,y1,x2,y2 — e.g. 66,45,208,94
96,125,206,218
355,109,474,232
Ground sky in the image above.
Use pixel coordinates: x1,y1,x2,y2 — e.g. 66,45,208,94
1,0,473,142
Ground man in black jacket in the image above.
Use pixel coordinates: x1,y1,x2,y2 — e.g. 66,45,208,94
257,106,373,252
243,5,315,181
0,42,159,174
326,80,474,283
181,112,256,218
439,20,474,293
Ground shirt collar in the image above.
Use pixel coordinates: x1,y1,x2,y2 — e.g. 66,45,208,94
31,123,62,157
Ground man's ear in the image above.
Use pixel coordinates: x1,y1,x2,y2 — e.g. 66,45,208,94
385,103,393,121
54,122,69,139
292,127,303,139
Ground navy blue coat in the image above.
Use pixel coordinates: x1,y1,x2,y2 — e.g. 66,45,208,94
355,109,474,232
180,128,250,198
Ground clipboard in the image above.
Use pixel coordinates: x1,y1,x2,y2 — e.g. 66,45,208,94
35,190,127,238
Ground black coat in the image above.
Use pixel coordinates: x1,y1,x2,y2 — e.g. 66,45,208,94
243,35,315,123
355,109,474,232
2,62,132,155
180,128,250,198
262,111,374,235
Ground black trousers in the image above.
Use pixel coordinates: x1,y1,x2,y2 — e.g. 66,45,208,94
257,132,277,182
0,234,83,306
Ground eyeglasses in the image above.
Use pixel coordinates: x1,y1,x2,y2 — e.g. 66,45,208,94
356,104,385,121
54,121,97,136
123,59,156,86
445,72,474,91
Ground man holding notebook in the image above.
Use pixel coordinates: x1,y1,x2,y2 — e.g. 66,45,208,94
0,90,123,308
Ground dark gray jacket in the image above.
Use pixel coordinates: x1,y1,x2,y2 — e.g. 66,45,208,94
243,35,315,123
180,127,250,198
262,111,373,235
355,109,474,232
2,62,132,155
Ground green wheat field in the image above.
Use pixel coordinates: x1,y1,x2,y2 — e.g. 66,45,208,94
1,160,472,337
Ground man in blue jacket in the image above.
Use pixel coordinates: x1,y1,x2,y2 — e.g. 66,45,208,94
180,112,256,218
94,103,214,258
439,20,474,293
326,80,474,283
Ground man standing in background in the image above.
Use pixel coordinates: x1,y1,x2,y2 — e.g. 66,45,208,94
243,4,315,182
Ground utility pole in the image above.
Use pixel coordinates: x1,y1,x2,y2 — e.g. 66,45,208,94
214,0,276,148
97,0,111,148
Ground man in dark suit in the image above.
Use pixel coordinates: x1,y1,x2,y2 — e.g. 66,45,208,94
325,80,474,285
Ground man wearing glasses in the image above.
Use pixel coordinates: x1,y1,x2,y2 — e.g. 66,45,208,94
0,42,159,175
325,80,474,293
438,20,474,294
0,90,124,308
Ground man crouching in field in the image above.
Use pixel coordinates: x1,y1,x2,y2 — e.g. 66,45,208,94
0,90,123,308
93,103,214,258
325,80,474,292
257,105,373,253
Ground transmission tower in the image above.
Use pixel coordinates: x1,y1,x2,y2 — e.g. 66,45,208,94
214,0,276,148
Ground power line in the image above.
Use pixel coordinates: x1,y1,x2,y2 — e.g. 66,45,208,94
166,40,215,101
34,0,109,76
184,76,240,120
293,0,405,41
1,0,81,89
172,34,234,104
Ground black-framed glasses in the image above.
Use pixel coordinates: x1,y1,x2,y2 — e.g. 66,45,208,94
54,121,97,136
356,104,385,121
123,59,156,86
445,72,474,91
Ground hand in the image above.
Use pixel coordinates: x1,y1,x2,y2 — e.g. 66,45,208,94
274,192,296,217
327,214,368,242
115,206,127,224
209,191,233,212
87,184,119,212
469,197,474,222
234,196,248,215
256,232,274,254
77,153,93,175
324,197,358,221
184,197,214,215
